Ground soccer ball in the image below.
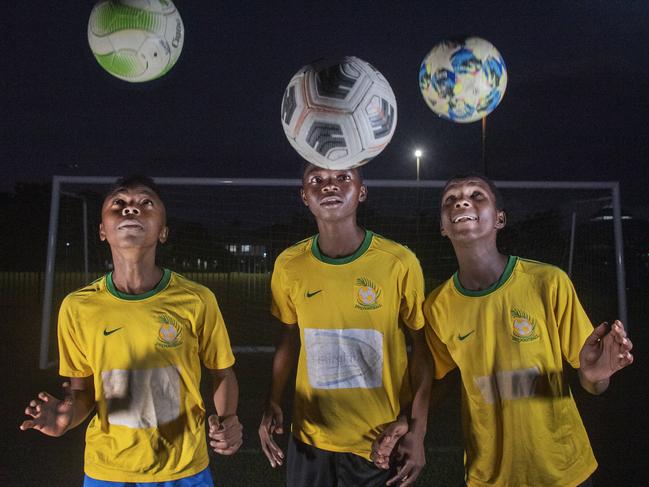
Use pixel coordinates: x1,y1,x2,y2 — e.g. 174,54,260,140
88,0,184,83
419,37,507,123
281,56,397,169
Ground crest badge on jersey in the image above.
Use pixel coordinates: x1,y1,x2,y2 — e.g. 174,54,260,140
354,277,382,310
156,314,183,348
510,307,540,343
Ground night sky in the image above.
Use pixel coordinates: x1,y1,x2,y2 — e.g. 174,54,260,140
5,1,649,215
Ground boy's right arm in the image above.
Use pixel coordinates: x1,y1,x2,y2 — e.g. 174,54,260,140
20,376,95,437
259,321,299,468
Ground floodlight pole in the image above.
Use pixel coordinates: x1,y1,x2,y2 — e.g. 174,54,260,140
414,150,422,181
482,116,487,175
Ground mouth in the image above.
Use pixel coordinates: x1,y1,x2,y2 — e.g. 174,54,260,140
452,215,478,224
320,197,343,207
118,220,144,230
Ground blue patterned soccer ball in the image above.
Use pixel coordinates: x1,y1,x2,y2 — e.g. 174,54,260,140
281,56,397,170
419,37,507,123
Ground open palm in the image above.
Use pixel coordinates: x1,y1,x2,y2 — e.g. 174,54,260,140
580,320,634,384
20,382,74,437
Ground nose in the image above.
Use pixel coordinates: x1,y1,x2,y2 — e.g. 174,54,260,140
121,206,140,216
454,199,470,209
322,178,339,192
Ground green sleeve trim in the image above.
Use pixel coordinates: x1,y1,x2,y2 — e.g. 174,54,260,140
106,268,172,300
311,230,373,264
453,256,518,297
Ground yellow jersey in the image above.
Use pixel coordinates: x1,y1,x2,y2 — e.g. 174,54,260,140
271,230,425,459
424,256,597,487
58,269,235,482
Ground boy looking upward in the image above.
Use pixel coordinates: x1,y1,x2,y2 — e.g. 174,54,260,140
21,176,242,486
259,165,431,486
377,174,633,486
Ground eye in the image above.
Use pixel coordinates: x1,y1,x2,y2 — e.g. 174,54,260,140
443,195,456,205
142,199,153,206
310,176,322,184
471,191,484,199
338,174,351,181
112,198,125,206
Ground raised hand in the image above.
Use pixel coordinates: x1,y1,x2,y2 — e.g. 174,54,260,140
580,320,634,385
258,400,285,468
20,382,75,437
208,414,243,455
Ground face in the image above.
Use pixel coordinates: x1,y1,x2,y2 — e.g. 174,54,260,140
99,185,168,249
439,178,505,243
300,165,367,223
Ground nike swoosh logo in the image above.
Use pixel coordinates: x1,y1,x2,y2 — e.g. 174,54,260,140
103,327,123,336
458,330,475,341
305,290,322,298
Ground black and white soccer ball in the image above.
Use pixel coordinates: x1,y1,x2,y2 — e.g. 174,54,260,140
281,56,397,170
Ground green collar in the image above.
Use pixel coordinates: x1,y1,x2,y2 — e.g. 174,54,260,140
453,256,518,297
106,268,171,300
311,230,373,265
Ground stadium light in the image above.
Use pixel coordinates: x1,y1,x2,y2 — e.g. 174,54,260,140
414,149,423,181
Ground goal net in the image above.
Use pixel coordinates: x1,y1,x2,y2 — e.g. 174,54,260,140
40,176,627,368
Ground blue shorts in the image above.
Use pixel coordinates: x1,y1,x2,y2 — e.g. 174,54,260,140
83,468,214,487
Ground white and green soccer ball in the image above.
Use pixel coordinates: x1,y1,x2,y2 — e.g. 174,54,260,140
88,0,184,82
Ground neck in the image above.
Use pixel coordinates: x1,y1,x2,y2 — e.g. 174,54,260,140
315,219,365,259
110,249,163,294
453,244,508,291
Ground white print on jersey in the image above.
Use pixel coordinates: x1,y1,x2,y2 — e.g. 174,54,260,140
304,328,383,389
474,366,542,404
102,366,181,428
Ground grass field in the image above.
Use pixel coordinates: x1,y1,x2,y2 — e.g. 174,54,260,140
1,277,647,485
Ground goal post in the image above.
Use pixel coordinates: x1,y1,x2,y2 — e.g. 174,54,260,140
40,176,627,369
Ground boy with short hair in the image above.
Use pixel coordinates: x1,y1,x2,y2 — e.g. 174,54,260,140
377,174,634,486
21,175,242,486
258,164,432,487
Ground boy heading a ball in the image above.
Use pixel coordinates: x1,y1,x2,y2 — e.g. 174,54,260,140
259,164,432,487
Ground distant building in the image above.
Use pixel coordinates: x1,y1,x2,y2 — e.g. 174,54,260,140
589,204,633,222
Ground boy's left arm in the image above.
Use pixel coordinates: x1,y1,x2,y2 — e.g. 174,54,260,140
579,320,634,395
207,367,243,455
371,329,433,486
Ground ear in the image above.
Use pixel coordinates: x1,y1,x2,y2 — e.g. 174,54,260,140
158,226,169,244
358,185,367,202
440,221,448,238
99,222,106,242
300,188,308,206
495,210,506,230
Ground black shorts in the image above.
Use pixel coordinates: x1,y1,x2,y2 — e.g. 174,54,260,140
287,435,396,487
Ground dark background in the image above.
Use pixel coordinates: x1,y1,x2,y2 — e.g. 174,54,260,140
5,1,648,274
3,1,649,485
4,1,649,207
